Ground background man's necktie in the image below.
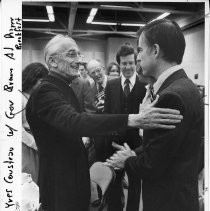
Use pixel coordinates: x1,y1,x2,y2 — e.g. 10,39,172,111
124,79,130,97
95,84,105,111
98,84,104,93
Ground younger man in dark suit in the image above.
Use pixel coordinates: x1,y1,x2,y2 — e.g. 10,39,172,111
104,43,146,211
106,19,204,211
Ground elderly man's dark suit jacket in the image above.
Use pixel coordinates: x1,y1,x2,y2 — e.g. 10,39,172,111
26,72,128,211
71,77,95,113
103,75,146,211
125,69,204,211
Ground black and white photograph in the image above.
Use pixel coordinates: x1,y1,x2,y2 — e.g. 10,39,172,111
0,0,209,211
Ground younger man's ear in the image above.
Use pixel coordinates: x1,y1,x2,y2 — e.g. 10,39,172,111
48,56,58,68
153,44,160,57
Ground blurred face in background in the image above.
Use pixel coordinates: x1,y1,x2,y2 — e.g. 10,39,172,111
120,54,136,79
79,64,88,79
87,60,105,84
109,65,120,77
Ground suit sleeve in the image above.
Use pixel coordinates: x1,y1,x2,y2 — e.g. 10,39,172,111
134,145,143,155
30,84,128,137
82,79,96,113
104,81,111,114
125,91,186,179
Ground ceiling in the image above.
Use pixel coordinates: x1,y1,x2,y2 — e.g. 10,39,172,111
22,1,205,41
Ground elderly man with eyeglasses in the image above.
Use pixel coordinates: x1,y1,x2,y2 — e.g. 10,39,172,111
26,34,183,211
86,59,112,113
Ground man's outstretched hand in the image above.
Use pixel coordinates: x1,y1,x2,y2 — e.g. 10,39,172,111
128,95,183,129
104,142,136,169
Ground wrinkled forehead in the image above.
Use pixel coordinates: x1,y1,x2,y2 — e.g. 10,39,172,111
52,39,78,54
59,40,78,52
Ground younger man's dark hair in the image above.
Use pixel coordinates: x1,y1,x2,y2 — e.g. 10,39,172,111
137,19,186,64
116,42,137,65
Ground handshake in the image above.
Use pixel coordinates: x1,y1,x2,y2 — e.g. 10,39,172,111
104,95,183,169
104,142,136,170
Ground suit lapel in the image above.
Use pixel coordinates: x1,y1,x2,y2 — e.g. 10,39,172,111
45,74,81,112
71,78,81,98
130,76,139,94
113,77,122,112
157,69,188,94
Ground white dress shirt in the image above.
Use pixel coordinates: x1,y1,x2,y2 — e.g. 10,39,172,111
121,71,137,92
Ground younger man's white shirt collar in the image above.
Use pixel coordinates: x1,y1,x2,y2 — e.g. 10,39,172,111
121,71,137,91
153,65,182,94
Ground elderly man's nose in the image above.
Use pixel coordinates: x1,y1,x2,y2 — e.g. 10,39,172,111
75,55,80,62
95,71,100,76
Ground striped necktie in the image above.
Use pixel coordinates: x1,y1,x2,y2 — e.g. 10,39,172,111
149,85,156,102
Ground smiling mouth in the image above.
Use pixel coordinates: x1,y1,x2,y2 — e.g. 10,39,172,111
70,62,80,70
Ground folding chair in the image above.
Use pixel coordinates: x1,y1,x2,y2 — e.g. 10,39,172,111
90,162,116,211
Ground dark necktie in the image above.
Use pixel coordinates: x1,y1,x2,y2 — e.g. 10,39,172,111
124,79,130,97
149,85,156,102
98,84,104,93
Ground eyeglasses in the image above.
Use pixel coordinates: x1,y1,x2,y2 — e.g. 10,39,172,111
55,49,84,59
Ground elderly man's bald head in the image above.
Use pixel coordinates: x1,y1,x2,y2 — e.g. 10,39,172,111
86,59,105,84
86,59,102,71
44,34,77,65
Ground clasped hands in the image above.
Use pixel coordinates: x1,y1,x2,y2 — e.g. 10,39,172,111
104,142,136,170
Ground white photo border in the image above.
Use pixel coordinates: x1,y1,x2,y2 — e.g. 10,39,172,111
0,0,209,210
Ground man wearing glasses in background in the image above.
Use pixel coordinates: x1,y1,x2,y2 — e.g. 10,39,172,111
86,59,112,113
26,34,183,211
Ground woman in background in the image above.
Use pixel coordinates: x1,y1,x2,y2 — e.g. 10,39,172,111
107,62,120,78
22,62,48,183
